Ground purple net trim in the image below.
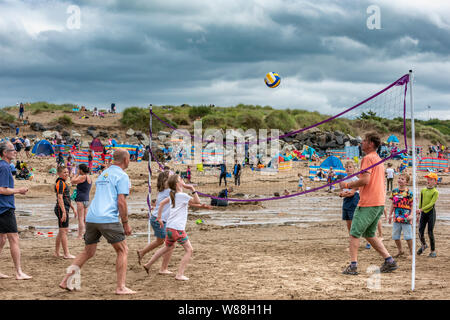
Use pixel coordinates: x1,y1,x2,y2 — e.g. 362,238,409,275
151,74,409,146
148,73,410,203
149,146,407,202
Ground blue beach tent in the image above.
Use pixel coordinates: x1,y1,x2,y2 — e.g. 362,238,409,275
31,140,54,156
320,156,345,171
387,135,399,143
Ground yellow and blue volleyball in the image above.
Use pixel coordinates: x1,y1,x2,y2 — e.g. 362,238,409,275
264,72,281,88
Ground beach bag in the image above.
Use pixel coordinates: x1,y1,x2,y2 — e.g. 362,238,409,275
71,189,77,201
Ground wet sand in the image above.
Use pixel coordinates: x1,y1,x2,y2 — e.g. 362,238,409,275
1,185,449,300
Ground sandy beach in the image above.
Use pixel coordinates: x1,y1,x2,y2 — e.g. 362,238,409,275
0,156,449,300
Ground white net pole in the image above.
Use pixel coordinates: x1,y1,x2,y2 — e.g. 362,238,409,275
410,70,417,291
148,105,153,244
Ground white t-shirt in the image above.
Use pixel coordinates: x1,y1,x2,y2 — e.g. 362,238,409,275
151,189,171,222
166,192,192,231
24,139,30,147
386,168,395,179
343,175,359,193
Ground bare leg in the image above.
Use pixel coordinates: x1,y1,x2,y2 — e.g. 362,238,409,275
137,237,164,263
175,240,193,280
60,228,74,259
59,243,97,290
345,221,352,234
55,228,62,257
377,220,383,240
0,234,10,278
76,203,86,240
394,240,404,257
159,245,175,274
112,240,135,295
349,235,360,262
7,233,32,280
365,236,390,259
406,239,413,256
143,245,172,272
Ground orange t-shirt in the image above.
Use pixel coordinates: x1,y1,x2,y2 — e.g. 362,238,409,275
358,152,385,207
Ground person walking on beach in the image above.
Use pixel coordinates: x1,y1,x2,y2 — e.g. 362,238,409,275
340,132,397,275
59,149,135,294
143,174,212,281
23,136,31,159
54,166,76,259
88,150,94,173
137,171,174,274
386,163,395,192
219,161,227,186
233,160,241,186
0,141,32,280
18,103,24,120
70,164,92,240
417,172,439,258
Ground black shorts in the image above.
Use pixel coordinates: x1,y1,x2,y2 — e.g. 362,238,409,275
25,146,31,152
54,205,70,228
0,208,18,233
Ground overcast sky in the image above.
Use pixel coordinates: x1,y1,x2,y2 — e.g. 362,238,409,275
0,0,449,120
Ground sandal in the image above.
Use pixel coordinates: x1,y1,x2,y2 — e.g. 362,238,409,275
428,252,437,258
417,244,428,255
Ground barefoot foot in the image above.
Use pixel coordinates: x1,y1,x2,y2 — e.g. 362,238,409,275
175,275,189,281
158,270,173,275
63,254,76,259
115,287,136,295
16,272,32,280
0,272,10,279
143,265,150,275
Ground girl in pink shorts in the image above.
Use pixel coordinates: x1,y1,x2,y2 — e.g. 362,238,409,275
143,174,212,281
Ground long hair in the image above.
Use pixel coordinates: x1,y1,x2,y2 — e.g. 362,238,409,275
157,170,170,192
167,174,179,208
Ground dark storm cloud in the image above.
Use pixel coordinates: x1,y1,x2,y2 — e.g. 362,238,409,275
0,0,449,118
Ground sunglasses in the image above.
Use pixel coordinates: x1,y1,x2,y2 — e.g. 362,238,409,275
6,149,16,152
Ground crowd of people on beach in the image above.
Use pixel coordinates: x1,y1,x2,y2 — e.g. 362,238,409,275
0,126,445,295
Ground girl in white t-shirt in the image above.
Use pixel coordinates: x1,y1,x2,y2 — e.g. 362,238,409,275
143,174,212,281
137,171,174,274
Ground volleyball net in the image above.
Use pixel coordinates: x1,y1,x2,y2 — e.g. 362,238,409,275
148,74,410,203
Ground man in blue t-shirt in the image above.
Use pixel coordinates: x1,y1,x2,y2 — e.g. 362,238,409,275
0,141,32,280
59,149,135,295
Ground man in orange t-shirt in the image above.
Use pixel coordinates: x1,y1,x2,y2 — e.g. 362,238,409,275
340,132,398,275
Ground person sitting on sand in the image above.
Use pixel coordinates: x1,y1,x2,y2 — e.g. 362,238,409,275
54,166,76,259
143,174,212,281
59,149,135,295
137,171,174,274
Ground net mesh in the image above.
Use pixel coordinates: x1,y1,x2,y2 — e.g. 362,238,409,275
148,74,410,202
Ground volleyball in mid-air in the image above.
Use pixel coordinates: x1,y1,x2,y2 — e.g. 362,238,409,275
264,72,281,88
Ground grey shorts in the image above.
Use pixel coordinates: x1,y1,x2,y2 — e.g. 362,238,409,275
84,222,125,245
77,201,90,208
